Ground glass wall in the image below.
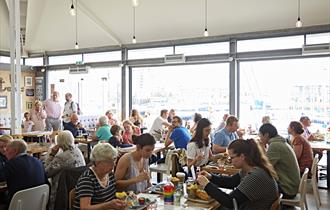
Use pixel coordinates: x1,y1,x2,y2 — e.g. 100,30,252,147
47,67,122,118
239,57,330,135
132,63,229,129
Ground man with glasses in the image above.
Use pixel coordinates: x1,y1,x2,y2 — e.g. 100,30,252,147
164,116,191,149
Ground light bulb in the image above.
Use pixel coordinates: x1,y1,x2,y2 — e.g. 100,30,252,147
132,36,137,44
203,28,209,37
132,0,139,7
70,4,76,16
41,68,45,72
75,42,79,49
296,18,302,28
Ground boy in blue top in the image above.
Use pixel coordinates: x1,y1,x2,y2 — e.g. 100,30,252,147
165,116,191,149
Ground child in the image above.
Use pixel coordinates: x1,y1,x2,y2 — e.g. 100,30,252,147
22,112,34,132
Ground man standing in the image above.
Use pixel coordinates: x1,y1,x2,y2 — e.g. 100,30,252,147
212,116,242,153
63,113,86,137
150,109,171,141
44,91,62,131
165,116,191,149
62,93,77,128
4,140,47,201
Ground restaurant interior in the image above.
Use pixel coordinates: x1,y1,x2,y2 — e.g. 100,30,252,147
0,0,329,210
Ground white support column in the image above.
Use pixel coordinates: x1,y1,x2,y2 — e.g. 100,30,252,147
9,0,22,134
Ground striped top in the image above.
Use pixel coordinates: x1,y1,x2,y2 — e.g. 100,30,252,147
73,168,116,209
237,167,278,210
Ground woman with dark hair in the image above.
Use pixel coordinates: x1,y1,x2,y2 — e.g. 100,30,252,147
197,139,279,210
189,113,203,134
115,133,155,193
187,118,216,168
109,125,132,148
288,121,313,176
258,123,300,199
130,109,144,128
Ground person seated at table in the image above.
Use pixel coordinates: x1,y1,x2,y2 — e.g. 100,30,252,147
288,121,313,176
212,116,243,154
92,116,112,142
187,118,217,169
63,113,86,137
259,123,300,199
0,135,12,182
109,125,132,148
189,112,202,134
44,130,86,210
122,120,141,144
74,143,126,210
115,134,155,193
4,140,47,202
164,116,191,149
130,109,144,128
22,112,35,133
197,139,279,210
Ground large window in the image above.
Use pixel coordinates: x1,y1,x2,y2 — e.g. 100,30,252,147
47,67,121,117
132,63,229,129
239,57,330,135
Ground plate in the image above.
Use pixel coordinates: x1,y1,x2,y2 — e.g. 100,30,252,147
128,194,158,210
187,197,215,204
149,183,165,194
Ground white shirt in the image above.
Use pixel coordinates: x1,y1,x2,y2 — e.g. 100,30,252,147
22,120,35,132
150,116,167,136
186,141,211,167
63,101,77,123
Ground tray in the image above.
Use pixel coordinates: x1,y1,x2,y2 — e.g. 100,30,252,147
187,196,215,204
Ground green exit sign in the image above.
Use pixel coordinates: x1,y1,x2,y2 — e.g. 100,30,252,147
76,61,84,65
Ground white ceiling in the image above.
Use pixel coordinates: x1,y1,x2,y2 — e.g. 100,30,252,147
0,0,329,54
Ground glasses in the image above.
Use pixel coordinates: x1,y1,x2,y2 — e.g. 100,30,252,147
227,155,239,162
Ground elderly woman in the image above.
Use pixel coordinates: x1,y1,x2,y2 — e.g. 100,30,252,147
197,139,279,210
0,135,13,182
93,116,112,142
74,143,126,210
122,120,141,144
115,134,155,193
45,131,85,210
30,100,47,131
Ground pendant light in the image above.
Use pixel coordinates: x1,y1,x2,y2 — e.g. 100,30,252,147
203,0,209,37
132,0,139,7
74,0,79,49
296,0,302,28
132,7,137,43
69,0,76,16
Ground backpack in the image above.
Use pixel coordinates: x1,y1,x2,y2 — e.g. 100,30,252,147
71,101,82,115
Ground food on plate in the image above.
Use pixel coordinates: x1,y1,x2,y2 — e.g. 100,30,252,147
138,197,145,205
115,192,127,199
170,176,180,186
187,183,198,199
196,189,210,201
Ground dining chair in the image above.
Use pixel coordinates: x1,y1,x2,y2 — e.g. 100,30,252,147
308,154,321,210
8,184,49,210
149,149,179,181
281,168,309,210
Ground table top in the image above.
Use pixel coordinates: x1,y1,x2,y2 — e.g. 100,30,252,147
202,165,239,176
310,140,330,151
21,131,52,137
0,127,11,130
27,142,51,154
117,142,172,154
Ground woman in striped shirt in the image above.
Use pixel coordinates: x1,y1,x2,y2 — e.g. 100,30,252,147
197,139,279,210
73,143,126,210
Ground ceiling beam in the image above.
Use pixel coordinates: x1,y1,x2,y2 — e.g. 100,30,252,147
78,0,122,46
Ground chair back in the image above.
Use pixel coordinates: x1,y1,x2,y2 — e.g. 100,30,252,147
299,168,309,193
69,188,76,210
311,154,319,178
233,198,238,210
270,193,283,210
8,184,49,210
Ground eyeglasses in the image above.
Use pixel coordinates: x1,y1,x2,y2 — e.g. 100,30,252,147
227,155,239,162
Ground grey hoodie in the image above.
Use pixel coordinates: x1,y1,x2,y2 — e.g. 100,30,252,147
267,135,300,196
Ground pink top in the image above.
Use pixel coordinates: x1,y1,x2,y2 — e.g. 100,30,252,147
43,99,61,119
30,109,47,131
122,127,141,144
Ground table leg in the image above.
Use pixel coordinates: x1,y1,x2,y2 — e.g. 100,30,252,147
157,151,162,182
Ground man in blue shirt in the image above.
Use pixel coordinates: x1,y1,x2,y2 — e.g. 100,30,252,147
212,115,242,153
165,116,191,149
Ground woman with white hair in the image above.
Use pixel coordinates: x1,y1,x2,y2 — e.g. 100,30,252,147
93,116,112,142
30,100,47,131
45,130,85,210
74,143,126,210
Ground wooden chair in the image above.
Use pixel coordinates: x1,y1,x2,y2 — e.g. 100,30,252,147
281,168,309,210
69,188,75,210
308,154,321,210
270,193,282,210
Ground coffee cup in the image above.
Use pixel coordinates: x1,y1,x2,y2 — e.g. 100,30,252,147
176,172,185,183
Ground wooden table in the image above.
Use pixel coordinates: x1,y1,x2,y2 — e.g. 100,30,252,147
74,137,98,161
20,131,52,142
310,140,330,189
202,165,239,176
27,142,51,158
